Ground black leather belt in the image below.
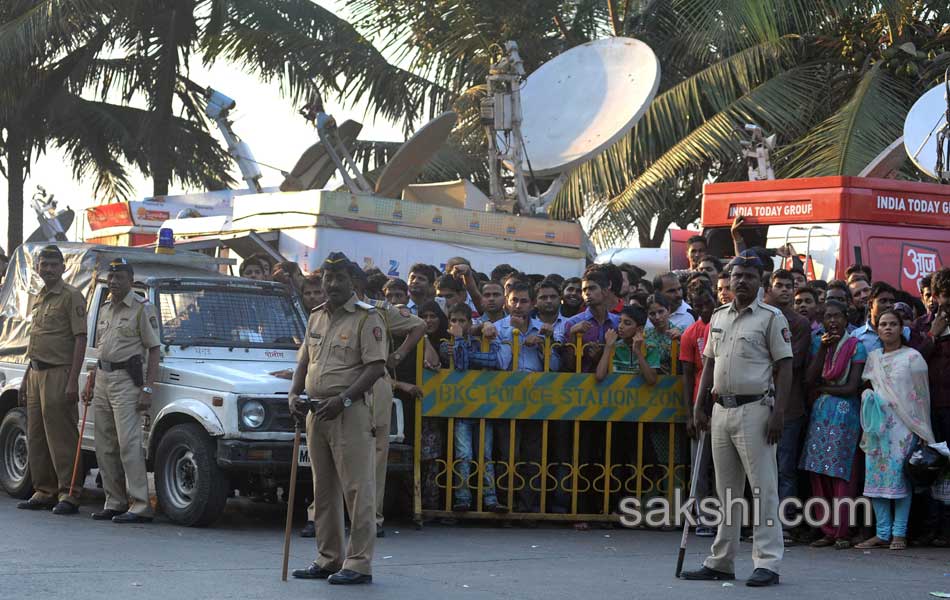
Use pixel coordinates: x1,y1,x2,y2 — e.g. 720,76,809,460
97,359,129,372
715,394,766,408
29,359,60,371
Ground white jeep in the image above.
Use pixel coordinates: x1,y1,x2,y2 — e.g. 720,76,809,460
0,243,311,526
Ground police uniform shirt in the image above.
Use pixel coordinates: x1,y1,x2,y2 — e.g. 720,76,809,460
300,294,388,399
27,280,87,365
703,298,793,396
97,292,161,362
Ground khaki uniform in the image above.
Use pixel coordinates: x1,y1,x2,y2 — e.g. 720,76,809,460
364,300,423,528
702,298,792,575
93,292,160,516
301,294,387,576
305,300,423,528
25,280,87,505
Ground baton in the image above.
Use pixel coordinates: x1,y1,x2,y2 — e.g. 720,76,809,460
68,401,90,500
281,417,303,581
676,431,707,578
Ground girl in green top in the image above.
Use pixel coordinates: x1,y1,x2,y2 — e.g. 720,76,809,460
596,305,658,384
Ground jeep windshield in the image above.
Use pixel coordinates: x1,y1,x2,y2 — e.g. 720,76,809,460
157,282,304,349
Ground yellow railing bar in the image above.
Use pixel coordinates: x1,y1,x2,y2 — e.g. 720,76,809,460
476,418,485,511
540,420,549,513
571,420,579,515
602,422,613,515
667,422,675,504
636,422,644,499
511,328,521,372
445,418,455,511
507,419,516,511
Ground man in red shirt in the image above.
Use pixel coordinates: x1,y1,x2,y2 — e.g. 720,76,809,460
681,282,717,536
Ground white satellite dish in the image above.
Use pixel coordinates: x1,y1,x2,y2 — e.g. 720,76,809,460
516,37,660,176
281,120,363,192
903,82,950,180
375,111,457,199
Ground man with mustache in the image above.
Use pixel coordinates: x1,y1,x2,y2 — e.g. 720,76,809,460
684,252,793,588
289,252,387,585
18,245,87,515
86,258,161,523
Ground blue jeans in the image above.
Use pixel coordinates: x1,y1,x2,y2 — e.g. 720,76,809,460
872,496,912,540
454,419,497,507
777,415,805,522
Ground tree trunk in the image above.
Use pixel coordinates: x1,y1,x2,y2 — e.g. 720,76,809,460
151,8,178,197
6,126,25,254
636,214,672,248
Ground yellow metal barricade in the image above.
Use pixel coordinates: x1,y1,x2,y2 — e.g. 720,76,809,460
413,332,689,524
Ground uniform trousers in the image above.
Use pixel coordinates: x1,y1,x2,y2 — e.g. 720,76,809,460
704,401,783,574
93,368,152,516
26,365,81,505
372,378,392,529
307,397,376,575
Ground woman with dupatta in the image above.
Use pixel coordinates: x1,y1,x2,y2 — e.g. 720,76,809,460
855,309,935,551
800,300,867,549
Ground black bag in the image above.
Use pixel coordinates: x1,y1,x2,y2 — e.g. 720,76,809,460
125,355,145,387
904,439,948,487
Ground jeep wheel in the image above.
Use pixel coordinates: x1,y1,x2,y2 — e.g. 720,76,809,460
0,408,33,499
155,423,228,527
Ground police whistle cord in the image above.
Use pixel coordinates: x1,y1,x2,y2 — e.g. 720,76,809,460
676,431,707,578
281,416,303,582
68,402,90,500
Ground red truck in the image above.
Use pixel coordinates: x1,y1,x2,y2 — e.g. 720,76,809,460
701,176,949,293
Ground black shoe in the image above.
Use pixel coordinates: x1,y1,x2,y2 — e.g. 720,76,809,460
291,563,335,579
51,501,79,515
376,524,385,538
300,521,315,538
16,498,55,511
92,509,123,521
745,568,780,587
484,502,508,513
328,569,372,585
111,511,153,524
681,566,736,581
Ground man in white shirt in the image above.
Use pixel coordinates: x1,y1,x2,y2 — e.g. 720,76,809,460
648,272,695,331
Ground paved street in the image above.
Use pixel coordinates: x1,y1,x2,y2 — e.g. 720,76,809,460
2,487,949,600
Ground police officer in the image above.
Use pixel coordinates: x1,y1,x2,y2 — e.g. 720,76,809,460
289,252,387,585
350,263,426,537
683,253,793,588
85,259,161,523
18,245,87,515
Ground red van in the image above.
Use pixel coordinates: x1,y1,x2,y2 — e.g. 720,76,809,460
701,176,950,293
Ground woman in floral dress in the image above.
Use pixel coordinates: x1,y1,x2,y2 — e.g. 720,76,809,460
856,310,935,551
800,300,867,549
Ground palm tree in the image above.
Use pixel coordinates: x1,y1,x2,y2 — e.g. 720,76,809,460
0,0,453,251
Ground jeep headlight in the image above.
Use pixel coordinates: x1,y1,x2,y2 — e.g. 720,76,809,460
241,400,266,429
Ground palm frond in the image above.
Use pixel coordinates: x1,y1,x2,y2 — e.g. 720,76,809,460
778,64,915,177
585,64,832,247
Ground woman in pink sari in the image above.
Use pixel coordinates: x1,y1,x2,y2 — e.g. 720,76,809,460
856,310,935,551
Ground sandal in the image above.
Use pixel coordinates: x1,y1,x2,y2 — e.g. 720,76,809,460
855,536,891,549
834,538,852,550
889,536,907,551
810,535,836,548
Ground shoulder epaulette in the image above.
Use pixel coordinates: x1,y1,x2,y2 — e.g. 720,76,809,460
712,304,730,313
757,300,783,315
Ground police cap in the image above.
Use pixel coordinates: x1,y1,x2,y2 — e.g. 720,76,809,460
321,252,361,277
38,245,64,262
108,258,134,275
726,251,765,275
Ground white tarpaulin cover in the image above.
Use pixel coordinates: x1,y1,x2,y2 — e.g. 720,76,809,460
0,243,223,363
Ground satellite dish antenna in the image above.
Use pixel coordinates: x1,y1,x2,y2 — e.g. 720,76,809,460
485,38,660,213
280,120,363,192
374,112,457,199
903,76,950,181
26,186,74,242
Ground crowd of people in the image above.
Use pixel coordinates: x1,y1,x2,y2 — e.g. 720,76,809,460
238,229,950,552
